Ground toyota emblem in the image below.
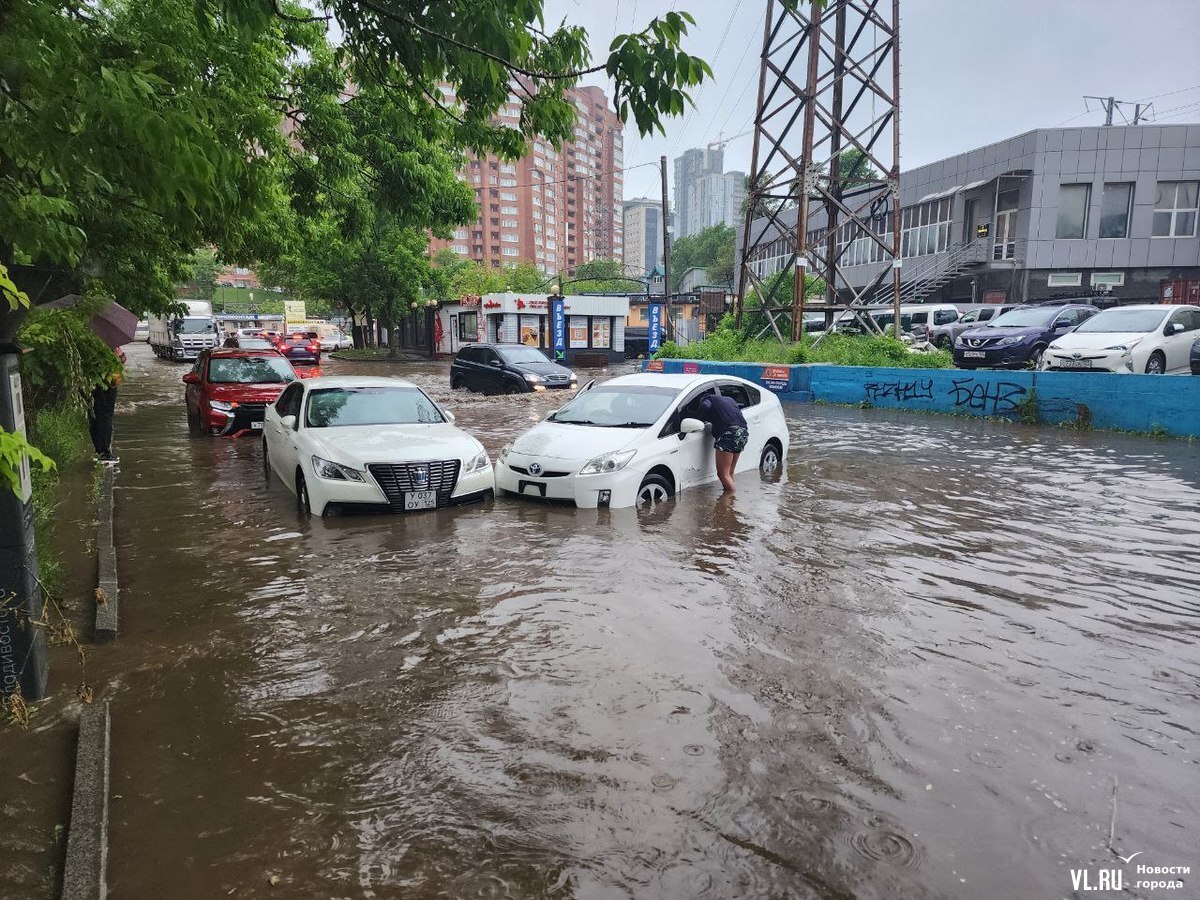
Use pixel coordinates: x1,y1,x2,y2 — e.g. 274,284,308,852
528,462,543,476
1072,351,1082,359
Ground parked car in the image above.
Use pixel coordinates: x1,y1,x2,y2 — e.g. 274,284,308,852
832,303,960,339
450,343,576,394
262,376,493,516
927,304,1017,349
223,334,278,351
953,304,1098,369
183,349,297,436
1191,336,1200,375
495,373,790,509
1041,304,1200,374
273,332,323,367
319,329,353,351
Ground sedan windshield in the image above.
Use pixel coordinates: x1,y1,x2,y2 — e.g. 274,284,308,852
549,385,680,427
208,356,295,384
986,308,1057,328
1072,308,1168,333
305,387,445,428
498,346,550,365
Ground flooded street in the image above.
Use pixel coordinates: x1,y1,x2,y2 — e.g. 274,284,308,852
12,340,1200,898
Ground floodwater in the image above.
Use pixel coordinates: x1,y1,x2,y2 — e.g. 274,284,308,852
5,341,1200,899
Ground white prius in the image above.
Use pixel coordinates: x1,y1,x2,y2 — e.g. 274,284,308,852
262,376,493,516
1041,304,1200,374
495,373,790,509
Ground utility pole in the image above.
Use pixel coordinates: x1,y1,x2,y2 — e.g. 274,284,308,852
1083,95,1151,126
660,155,673,341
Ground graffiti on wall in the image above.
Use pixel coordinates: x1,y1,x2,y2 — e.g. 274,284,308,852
864,378,935,404
862,375,1028,416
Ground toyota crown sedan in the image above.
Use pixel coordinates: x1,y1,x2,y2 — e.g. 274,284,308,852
495,373,789,509
262,376,493,516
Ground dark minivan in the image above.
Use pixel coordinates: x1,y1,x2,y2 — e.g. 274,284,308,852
953,304,1098,370
451,343,577,394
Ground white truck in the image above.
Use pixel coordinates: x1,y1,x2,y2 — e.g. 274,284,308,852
148,299,219,361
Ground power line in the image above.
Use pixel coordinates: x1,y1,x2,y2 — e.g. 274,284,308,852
1134,83,1200,103
470,160,658,192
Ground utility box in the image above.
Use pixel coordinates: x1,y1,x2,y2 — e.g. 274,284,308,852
0,354,48,701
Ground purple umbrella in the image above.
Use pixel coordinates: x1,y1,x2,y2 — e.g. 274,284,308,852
43,294,139,348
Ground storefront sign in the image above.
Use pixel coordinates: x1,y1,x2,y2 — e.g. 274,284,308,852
761,365,791,392
646,359,665,372
569,316,589,348
550,297,565,361
283,300,307,325
976,223,991,238
647,302,663,354
682,362,700,374
459,294,480,308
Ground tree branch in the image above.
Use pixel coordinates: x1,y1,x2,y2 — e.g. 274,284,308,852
271,0,332,23
351,0,607,80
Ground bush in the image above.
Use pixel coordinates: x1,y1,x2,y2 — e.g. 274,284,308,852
657,329,952,370
28,405,89,468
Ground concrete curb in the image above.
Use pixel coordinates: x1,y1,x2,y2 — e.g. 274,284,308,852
60,701,111,900
94,467,117,640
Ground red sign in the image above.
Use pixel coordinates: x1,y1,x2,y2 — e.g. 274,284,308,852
983,290,1007,304
682,362,700,374
483,300,501,309
646,359,665,372
761,365,790,392
459,294,480,308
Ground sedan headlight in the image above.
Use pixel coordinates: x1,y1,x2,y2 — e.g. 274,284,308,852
579,449,637,475
311,455,365,482
464,449,489,473
498,443,511,461
523,373,544,383
1104,339,1141,352
209,400,233,412
568,372,578,382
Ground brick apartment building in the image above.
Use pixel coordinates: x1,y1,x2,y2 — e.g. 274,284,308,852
430,85,624,277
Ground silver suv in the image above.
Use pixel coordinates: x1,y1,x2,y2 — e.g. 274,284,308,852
928,304,1016,349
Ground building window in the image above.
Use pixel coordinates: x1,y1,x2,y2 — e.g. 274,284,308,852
900,198,950,258
502,248,519,257
1090,272,1125,288
1056,184,1090,239
1099,183,1133,239
1047,272,1082,288
500,192,517,201
451,245,468,254
1152,181,1199,238
458,311,479,341
502,233,518,242
502,206,518,215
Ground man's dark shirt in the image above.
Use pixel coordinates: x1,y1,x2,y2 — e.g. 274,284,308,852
696,394,747,439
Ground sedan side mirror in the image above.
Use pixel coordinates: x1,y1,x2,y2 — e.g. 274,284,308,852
182,372,200,384
280,414,297,430
489,360,502,368
680,417,706,435
1168,322,1185,334
442,410,456,423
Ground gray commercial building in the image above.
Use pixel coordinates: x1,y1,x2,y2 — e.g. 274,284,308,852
740,124,1200,306
622,198,664,277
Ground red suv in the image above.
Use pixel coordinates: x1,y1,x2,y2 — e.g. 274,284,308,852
183,349,298,436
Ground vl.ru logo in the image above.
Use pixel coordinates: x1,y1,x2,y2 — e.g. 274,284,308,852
1070,866,1123,892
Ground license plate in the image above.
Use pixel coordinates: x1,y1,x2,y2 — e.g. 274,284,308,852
963,350,986,358
251,421,264,430
403,490,437,510
1057,359,1092,369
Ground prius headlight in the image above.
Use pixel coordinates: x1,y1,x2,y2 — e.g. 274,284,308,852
579,449,637,475
498,443,511,461
1104,339,1141,352
464,449,490,472
311,455,365,482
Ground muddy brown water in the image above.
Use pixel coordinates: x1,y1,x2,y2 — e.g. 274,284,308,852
4,341,1199,899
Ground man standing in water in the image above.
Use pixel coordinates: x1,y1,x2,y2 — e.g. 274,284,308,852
696,393,748,493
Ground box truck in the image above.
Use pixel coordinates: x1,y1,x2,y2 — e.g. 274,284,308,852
148,300,219,361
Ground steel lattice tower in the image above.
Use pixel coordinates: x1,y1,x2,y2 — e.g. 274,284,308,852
736,0,901,341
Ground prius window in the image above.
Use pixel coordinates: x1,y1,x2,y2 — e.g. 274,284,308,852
719,384,761,408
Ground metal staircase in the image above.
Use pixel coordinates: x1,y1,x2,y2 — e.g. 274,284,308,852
871,237,990,305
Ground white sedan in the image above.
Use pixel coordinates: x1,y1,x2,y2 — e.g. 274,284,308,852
319,329,353,351
495,373,790,509
262,376,493,516
1041,304,1200,374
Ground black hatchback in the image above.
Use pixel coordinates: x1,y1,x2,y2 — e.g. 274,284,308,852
451,343,577,394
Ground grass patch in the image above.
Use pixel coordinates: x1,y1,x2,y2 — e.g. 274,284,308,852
27,405,91,594
330,347,418,361
657,329,953,369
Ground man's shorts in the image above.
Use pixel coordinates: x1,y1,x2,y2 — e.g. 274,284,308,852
714,426,749,453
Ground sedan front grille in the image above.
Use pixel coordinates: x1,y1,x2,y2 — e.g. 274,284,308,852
368,460,460,508
508,464,570,478
543,373,570,384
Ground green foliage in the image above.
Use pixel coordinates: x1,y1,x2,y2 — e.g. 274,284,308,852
0,428,54,496
1,263,30,311
568,258,639,294
26,405,89,469
670,224,735,286
17,298,122,412
838,149,882,189
186,249,220,302
502,261,549,293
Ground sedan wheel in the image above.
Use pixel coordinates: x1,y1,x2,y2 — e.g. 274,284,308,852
296,470,311,516
636,473,673,508
759,441,782,477
1145,352,1166,375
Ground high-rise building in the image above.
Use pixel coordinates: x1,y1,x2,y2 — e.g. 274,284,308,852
430,85,623,277
622,198,663,276
673,146,746,237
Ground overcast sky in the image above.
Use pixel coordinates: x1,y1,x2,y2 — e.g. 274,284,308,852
543,0,1200,201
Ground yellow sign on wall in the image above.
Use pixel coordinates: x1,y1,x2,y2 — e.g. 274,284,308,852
283,300,307,324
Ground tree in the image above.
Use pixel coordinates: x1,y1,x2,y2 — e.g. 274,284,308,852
567,259,640,294
186,249,220,302
670,224,735,286
836,148,882,190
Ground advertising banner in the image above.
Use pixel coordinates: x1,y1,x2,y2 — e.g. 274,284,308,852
647,303,663,355
761,365,791,392
550,297,566,361
283,300,307,326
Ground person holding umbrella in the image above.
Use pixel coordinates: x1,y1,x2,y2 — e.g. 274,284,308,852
91,346,125,463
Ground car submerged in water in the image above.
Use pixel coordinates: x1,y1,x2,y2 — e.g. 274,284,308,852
495,373,789,509
183,349,297,437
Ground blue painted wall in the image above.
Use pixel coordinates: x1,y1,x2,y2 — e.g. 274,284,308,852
642,359,1200,437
